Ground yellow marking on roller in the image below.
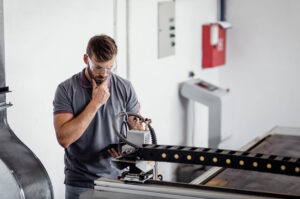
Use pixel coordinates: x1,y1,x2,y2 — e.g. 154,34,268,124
174,154,179,159
200,156,205,161
239,160,244,166
226,159,231,164
253,162,258,167
187,155,192,160
213,157,218,163
266,163,272,169
295,167,300,173
162,153,167,158
281,165,286,171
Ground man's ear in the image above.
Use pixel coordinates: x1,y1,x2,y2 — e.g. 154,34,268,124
83,54,88,65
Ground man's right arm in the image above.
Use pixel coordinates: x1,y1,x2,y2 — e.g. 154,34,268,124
54,101,99,148
54,79,110,148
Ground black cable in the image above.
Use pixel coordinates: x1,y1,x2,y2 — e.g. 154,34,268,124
126,112,157,145
113,112,157,148
118,121,128,153
147,122,157,144
113,112,139,148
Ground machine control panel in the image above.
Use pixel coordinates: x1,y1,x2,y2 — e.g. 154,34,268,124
180,78,233,148
197,81,218,92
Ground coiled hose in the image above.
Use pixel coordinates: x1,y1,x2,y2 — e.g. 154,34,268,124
113,111,157,149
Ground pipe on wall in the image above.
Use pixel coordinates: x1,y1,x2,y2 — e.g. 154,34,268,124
126,0,131,80
220,0,226,21
113,0,119,72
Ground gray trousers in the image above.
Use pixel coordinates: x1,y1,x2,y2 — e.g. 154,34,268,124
65,185,91,199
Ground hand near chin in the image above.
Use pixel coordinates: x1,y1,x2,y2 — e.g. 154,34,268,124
91,79,110,108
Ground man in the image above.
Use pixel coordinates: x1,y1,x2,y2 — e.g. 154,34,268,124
53,35,140,199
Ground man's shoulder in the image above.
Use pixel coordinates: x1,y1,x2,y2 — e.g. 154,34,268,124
58,71,82,90
111,73,132,88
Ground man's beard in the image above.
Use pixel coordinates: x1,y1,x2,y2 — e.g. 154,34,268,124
87,66,107,85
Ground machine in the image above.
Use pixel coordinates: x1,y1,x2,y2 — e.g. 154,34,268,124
180,78,233,148
80,112,300,199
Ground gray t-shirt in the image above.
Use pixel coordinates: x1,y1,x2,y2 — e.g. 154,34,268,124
53,69,139,188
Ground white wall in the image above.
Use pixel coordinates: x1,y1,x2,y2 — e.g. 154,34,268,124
129,0,218,144
129,0,218,179
4,0,218,198
219,0,300,149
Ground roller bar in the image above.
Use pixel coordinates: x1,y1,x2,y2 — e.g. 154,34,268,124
137,144,300,177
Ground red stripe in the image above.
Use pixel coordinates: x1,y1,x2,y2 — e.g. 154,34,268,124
54,111,73,115
80,74,86,87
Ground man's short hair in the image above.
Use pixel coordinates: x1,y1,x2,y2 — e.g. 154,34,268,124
86,35,118,62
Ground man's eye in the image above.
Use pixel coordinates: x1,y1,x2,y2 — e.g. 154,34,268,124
96,66,103,70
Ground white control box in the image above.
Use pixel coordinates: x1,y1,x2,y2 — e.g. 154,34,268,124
127,130,151,146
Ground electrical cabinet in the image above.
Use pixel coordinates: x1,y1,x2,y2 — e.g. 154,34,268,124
158,1,175,58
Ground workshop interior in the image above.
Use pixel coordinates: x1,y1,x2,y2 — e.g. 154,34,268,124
1,0,300,198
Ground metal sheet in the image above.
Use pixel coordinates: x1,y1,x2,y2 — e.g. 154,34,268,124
91,177,284,199
0,126,54,198
80,189,167,199
0,159,23,199
203,128,300,196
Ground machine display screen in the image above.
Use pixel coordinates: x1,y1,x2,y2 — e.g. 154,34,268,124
197,81,218,91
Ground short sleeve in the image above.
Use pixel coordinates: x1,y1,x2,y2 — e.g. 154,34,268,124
126,82,140,113
53,84,73,114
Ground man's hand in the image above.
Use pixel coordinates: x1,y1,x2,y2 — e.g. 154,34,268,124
107,148,120,158
91,79,110,108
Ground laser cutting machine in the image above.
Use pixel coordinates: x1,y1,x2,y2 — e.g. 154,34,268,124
80,112,300,199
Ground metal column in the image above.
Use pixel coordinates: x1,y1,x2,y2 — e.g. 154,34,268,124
0,1,54,198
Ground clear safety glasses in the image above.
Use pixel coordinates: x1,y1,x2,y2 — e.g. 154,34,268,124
88,56,114,74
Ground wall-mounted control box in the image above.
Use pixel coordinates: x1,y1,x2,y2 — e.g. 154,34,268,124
158,1,175,58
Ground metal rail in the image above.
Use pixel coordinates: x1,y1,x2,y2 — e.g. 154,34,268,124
137,144,300,177
92,177,299,199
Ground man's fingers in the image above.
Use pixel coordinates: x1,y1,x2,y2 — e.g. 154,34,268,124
111,148,119,157
107,149,119,158
107,149,113,156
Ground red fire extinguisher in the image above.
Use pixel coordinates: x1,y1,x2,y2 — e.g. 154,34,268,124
202,22,231,68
